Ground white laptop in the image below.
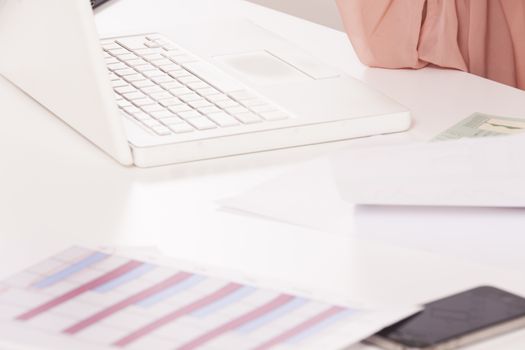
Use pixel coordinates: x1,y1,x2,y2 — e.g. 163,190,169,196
0,0,411,167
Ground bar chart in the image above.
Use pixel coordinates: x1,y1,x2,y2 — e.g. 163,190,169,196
0,247,411,350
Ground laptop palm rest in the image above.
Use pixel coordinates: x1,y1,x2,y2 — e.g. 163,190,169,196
215,49,340,86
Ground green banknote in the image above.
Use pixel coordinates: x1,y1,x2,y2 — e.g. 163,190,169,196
433,112,525,141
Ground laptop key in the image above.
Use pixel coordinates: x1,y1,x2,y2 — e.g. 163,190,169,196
151,125,171,136
169,123,195,134
259,110,289,121
188,117,218,130
235,112,263,124
208,113,240,127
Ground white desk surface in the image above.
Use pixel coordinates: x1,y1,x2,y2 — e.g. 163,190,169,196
1,0,524,348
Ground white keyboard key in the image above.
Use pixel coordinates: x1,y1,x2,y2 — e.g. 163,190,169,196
150,110,177,119
152,75,175,84
142,69,165,78
162,44,178,51
143,53,165,61
160,98,184,107
141,85,165,94
161,117,185,125
132,112,151,121
161,81,184,90
135,47,163,56
117,100,132,108
115,85,135,94
151,125,171,136
215,99,241,109
187,81,210,90
107,48,129,56
102,42,121,51
132,80,155,89
118,53,138,62
123,91,147,101
141,104,165,113
123,106,141,115
197,106,222,115
183,61,244,93
142,118,162,128
235,112,263,124
169,123,195,134
169,87,193,96
152,59,174,67
241,98,266,107
105,57,120,65
124,74,147,83
177,76,201,85
206,94,231,103
188,117,218,130
114,68,136,77
229,90,256,101
177,110,202,120
170,55,199,64
179,93,204,102
149,91,173,100
208,113,240,127
260,110,289,121
126,58,148,67
168,104,193,114
225,106,250,115
132,97,155,106
116,37,148,50
111,79,128,88
160,64,182,73
145,41,162,48
250,104,277,113
188,100,213,109
135,64,157,73
168,70,191,79
196,87,221,96
107,62,127,71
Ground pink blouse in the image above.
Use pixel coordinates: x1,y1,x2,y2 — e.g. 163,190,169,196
336,0,525,90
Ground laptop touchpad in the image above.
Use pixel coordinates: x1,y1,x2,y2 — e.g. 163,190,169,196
214,51,313,86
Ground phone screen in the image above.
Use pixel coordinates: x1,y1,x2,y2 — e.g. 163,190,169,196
376,286,525,348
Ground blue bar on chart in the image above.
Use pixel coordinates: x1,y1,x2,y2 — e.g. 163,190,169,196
33,252,109,289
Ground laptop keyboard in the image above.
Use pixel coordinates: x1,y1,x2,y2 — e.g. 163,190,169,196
101,34,290,136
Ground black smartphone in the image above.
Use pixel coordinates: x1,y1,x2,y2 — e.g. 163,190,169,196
91,0,111,9
367,286,525,350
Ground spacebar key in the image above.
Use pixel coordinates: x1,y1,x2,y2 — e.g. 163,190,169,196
183,62,243,93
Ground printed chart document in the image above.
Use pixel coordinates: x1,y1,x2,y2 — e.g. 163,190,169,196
0,247,416,350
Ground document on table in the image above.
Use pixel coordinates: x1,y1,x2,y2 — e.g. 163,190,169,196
433,112,525,141
0,246,417,350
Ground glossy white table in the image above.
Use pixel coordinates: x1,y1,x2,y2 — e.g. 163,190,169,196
0,0,524,348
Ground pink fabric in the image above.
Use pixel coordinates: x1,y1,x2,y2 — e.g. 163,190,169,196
336,0,525,90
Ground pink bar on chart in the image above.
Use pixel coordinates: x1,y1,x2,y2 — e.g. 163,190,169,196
253,306,345,350
177,294,295,350
63,272,192,334
16,260,143,321
114,283,243,347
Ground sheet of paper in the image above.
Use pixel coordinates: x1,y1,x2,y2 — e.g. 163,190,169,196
333,132,525,207
220,136,525,272
0,246,417,350
433,113,525,141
